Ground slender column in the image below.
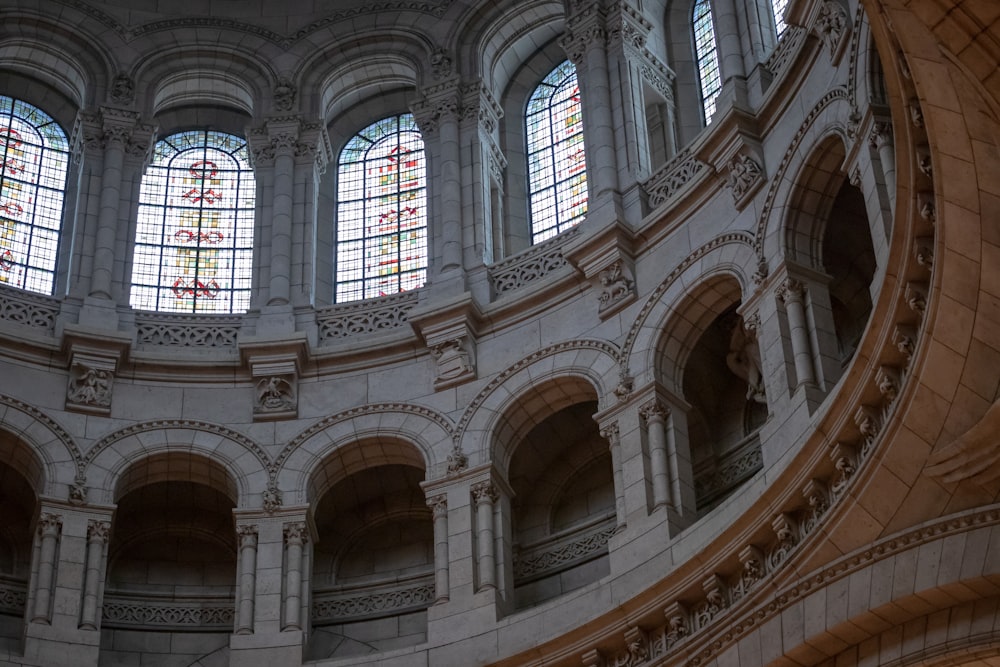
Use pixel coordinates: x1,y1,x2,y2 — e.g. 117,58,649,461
439,103,463,272
777,278,816,388
471,481,498,591
236,525,258,634
268,126,298,305
32,513,63,623
428,494,450,603
79,520,110,630
869,121,896,203
282,522,307,630
600,423,627,527
640,401,671,510
714,0,748,82
89,119,131,299
563,16,619,202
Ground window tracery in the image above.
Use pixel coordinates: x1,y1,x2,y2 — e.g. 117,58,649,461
130,130,254,313
0,96,69,295
526,60,588,244
693,0,722,123
335,114,427,303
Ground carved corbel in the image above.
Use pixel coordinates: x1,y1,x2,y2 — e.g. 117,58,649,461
812,0,851,64
430,336,477,390
664,600,689,646
892,323,917,361
596,260,636,317
828,443,857,496
905,281,928,317
724,153,765,209
875,364,901,402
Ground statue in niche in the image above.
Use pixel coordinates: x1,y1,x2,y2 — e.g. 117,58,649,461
255,375,295,413
68,366,112,407
726,319,766,404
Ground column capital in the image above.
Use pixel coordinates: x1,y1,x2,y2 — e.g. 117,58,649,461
37,512,63,536
237,524,259,548
86,519,110,544
639,399,669,425
776,277,806,304
427,493,448,519
471,481,499,506
282,521,309,546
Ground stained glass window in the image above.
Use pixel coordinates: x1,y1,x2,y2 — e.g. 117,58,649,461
335,114,427,303
130,130,254,313
693,0,722,124
526,60,588,244
772,0,789,38
0,96,69,295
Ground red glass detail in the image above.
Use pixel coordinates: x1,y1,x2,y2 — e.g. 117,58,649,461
174,229,224,244
0,202,24,218
0,128,22,149
0,249,12,271
171,277,221,299
188,160,218,180
182,188,222,204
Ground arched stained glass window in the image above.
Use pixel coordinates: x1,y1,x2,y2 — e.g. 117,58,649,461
130,130,254,313
772,0,790,38
335,113,427,303
693,0,722,124
0,96,69,295
526,60,588,244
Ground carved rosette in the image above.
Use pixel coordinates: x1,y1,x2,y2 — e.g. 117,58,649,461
66,363,114,415
724,153,764,209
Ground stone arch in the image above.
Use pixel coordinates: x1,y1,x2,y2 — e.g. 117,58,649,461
623,232,757,389
275,404,451,505
754,88,853,262
653,271,747,397
112,450,239,506
455,340,620,471
304,436,427,508
82,421,269,507
131,46,271,119
0,395,83,498
0,13,113,110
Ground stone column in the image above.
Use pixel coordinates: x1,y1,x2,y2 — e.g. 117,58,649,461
282,521,307,630
471,481,499,591
32,512,63,623
563,11,619,206
268,122,298,306
290,122,331,305
601,423,627,528
776,278,815,388
78,520,110,630
869,120,896,207
89,117,129,300
235,525,258,634
438,101,463,272
714,0,748,83
639,400,671,510
428,494,450,603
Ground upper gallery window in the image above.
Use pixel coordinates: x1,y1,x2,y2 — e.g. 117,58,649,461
0,96,69,295
693,0,722,123
526,60,588,244
335,113,427,303
130,130,255,313
772,0,790,38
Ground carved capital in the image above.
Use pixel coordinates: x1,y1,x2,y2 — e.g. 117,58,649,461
776,277,806,304
599,422,620,444
237,525,259,549
639,399,668,425
428,494,448,519
87,520,111,544
283,522,308,546
471,481,499,506
38,512,63,537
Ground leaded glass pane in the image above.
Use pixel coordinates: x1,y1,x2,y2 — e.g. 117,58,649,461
130,130,255,313
526,60,588,244
693,0,722,124
772,0,789,38
335,113,428,303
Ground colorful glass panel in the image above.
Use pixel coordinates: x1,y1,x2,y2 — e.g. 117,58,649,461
693,0,722,124
526,60,588,243
335,114,427,303
0,96,68,294
130,130,254,313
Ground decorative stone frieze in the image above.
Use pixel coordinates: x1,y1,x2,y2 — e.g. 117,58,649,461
312,580,435,622
664,601,689,646
802,478,831,532
488,228,577,295
643,148,706,207
732,545,766,601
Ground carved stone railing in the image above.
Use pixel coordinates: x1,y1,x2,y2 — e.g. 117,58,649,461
642,148,708,208
134,312,241,349
488,227,579,296
0,285,59,335
102,592,235,630
513,514,616,583
694,433,763,509
765,26,807,77
316,290,419,345
0,575,26,616
312,575,434,623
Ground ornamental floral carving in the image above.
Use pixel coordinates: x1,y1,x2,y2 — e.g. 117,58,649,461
471,481,498,505
724,154,763,208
